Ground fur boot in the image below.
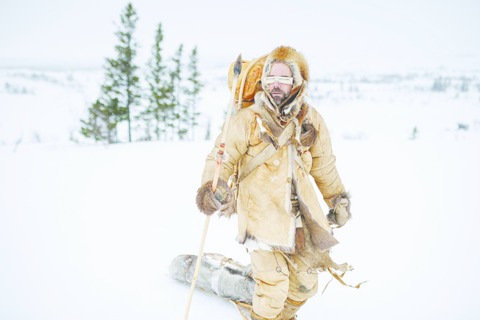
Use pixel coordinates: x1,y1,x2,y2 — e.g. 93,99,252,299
281,297,306,320
251,310,282,320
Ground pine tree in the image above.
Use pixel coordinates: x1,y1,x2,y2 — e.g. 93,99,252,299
80,98,120,143
113,2,141,142
80,99,107,142
205,118,211,141
170,44,186,140
139,23,174,141
81,2,141,143
184,46,203,140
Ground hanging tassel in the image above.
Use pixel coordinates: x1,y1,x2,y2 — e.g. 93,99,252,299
321,267,367,295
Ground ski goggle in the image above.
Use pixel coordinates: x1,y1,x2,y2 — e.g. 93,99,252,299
263,76,294,85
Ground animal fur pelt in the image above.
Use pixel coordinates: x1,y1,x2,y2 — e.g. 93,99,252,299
262,46,309,85
300,122,317,147
301,209,339,251
292,179,339,253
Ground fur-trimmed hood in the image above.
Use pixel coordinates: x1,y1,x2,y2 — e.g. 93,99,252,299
261,46,310,123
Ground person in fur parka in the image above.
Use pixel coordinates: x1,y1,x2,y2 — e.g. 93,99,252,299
196,46,351,320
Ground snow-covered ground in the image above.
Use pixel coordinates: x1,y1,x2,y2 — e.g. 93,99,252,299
1,66,480,319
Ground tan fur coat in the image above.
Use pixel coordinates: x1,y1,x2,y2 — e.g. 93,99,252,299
200,92,345,254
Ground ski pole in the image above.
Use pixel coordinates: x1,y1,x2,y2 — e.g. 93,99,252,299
184,54,242,320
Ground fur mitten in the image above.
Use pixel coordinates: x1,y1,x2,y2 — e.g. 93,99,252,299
327,193,351,227
196,179,235,217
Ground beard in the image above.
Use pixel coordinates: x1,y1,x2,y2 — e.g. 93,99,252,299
270,89,288,106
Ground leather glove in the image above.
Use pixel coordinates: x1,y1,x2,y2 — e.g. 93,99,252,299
196,179,235,217
327,193,351,227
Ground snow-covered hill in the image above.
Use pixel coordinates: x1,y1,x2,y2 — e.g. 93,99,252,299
0,68,103,146
1,66,479,147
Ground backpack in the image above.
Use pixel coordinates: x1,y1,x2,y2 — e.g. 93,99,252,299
227,54,267,110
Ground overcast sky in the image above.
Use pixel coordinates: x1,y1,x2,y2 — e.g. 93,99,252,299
1,0,479,73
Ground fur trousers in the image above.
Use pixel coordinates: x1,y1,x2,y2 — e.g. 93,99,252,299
250,239,319,319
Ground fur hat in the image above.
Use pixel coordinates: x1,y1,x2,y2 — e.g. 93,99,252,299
261,46,309,92
260,46,310,123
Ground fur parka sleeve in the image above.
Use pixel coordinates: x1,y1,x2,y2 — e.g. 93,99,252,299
308,109,346,208
201,109,255,185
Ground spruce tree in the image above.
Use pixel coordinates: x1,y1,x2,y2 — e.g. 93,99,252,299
139,23,174,141
81,2,141,143
113,2,141,142
184,46,203,140
80,99,107,142
170,44,186,140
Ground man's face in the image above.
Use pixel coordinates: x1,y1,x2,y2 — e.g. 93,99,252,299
265,62,293,106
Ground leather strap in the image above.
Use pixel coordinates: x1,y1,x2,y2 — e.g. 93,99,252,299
237,120,296,184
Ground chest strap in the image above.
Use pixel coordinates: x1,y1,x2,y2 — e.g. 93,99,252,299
237,120,296,184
